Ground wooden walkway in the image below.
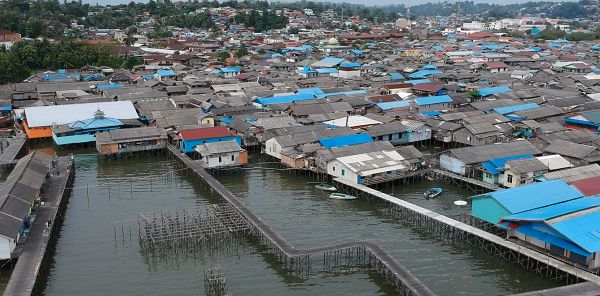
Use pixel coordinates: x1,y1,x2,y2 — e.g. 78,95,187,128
509,282,600,296
167,146,436,296
334,177,600,285
0,136,26,168
431,169,500,192
3,156,74,296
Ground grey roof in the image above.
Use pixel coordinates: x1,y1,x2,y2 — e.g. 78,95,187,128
316,141,396,163
289,102,353,116
505,158,548,174
396,145,424,160
448,140,542,164
462,113,509,125
0,151,52,240
543,164,600,183
364,122,409,137
470,99,520,111
464,122,501,136
512,105,564,120
195,140,243,155
544,140,597,159
96,127,167,144
251,116,301,130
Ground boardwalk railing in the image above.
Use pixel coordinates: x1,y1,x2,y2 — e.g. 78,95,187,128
167,145,436,296
333,177,600,286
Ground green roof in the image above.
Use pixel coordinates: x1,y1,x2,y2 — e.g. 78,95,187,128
583,110,600,124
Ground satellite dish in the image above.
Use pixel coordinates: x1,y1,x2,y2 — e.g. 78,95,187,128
454,200,467,206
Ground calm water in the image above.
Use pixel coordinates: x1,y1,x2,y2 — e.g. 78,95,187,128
0,153,559,295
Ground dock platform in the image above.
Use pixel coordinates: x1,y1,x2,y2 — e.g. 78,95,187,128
3,155,75,296
0,136,26,171
509,282,600,296
431,169,500,192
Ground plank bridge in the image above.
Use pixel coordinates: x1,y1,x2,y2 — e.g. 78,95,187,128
166,145,436,296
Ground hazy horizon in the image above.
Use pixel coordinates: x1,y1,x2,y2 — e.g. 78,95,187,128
83,0,575,7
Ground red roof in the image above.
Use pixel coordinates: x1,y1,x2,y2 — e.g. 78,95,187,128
411,83,444,93
179,126,233,140
484,61,508,69
572,176,600,196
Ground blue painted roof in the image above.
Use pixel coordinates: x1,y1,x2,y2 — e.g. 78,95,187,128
474,180,582,214
414,95,453,105
489,154,534,169
141,73,154,79
376,100,411,111
421,111,441,117
220,67,241,73
422,64,438,70
319,133,373,149
340,62,361,68
255,94,315,105
504,196,600,222
96,84,123,90
551,209,600,253
156,69,176,76
68,117,123,129
300,67,317,74
350,49,363,55
389,73,405,81
515,223,591,256
315,68,338,74
297,87,325,95
319,57,346,65
408,69,442,79
493,103,539,115
404,79,431,85
478,85,512,96
482,161,501,175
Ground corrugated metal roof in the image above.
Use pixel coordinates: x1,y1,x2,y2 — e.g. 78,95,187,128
478,85,512,96
319,134,374,149
492,103,539,115
414,95,453,105
25,101,139,128
515,223,591,256
475,179,582,214
543,164,600,183
572,176,600,196
376,100,411,110
179,126,233,140
503,196,600,222
552,208,600,253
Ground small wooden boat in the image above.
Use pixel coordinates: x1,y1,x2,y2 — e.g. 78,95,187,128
329,192,357,200
424,187,443,198
315,183,337,192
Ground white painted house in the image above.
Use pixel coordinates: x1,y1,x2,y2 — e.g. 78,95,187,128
326,150,406,185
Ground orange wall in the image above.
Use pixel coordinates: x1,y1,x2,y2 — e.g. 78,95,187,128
23,120,52,139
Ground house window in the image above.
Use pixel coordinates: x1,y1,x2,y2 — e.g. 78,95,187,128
231,155,235,161
218,156,222,163
341,169,345,176
332,166,335,172
507,174,513,183
485,172,492,179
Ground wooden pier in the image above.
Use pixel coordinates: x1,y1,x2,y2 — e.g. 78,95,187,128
0,135,26,173
431,169,500,193
509,282,600,296
333,177,600,287
3,155,75,296
167,145,436,296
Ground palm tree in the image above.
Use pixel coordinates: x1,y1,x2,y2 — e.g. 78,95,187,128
123,33,136,48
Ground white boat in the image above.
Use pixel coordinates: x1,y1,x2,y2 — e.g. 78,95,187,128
424,187,443,198
315,183,337,192
329,193,358,200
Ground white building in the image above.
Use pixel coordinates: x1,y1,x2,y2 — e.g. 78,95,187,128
327,150,406,184
195,140,248,168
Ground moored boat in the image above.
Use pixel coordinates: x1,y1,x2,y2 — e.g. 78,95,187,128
329,192,357,200
315,183,337,192
424,187,443,198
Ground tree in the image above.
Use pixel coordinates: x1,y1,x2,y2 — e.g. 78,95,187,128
234,44,247,58
217,51,230,63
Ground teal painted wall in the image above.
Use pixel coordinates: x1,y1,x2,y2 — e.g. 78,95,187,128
472,196,511,224
482,173,499,185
